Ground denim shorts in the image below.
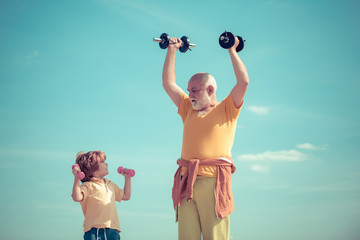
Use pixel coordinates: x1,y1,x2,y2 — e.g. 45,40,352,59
84,227,120,240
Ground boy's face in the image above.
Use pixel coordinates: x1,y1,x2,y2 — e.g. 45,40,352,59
93,158,109,179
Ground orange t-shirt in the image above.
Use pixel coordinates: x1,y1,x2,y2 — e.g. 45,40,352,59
178,92,241,177
80,178,124,232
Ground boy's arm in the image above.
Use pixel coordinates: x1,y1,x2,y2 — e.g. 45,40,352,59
162,37,185,108
72,167,84,202
229,37,249,108
122,175,131,201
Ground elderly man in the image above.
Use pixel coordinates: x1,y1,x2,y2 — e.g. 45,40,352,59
162,36,249,240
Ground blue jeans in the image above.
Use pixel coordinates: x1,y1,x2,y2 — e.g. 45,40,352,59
84,228,120,240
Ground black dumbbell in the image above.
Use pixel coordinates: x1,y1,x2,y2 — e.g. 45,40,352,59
219,31,245,52
153,33,196,53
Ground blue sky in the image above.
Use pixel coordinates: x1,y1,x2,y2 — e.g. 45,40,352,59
0,0,359,239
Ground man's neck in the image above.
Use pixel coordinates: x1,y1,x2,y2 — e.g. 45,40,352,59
197,102,217,116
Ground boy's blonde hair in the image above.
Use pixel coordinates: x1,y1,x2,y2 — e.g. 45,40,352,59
76,151,106,182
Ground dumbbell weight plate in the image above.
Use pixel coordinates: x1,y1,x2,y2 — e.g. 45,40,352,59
236,36,245,52
179,36,190,53
159,33,170,49
219,31,235,49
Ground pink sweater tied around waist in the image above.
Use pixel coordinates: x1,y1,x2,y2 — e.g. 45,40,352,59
172,157,236,220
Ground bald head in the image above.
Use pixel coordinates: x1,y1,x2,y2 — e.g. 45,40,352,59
187,73,218,110
189,73,217,92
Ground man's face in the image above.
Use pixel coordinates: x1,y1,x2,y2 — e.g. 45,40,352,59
187,78,211,111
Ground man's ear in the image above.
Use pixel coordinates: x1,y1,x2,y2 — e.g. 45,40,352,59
207,85,214,95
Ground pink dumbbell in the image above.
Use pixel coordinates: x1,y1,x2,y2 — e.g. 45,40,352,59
72,164,85,180
117,166,135,177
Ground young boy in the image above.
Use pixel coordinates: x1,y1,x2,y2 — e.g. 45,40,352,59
72,151,131,240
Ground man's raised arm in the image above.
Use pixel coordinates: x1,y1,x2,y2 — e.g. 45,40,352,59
162,38,184,109
229,37,249,109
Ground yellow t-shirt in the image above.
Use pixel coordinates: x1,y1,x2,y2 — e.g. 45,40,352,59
80,178,124,232
178,92,241,177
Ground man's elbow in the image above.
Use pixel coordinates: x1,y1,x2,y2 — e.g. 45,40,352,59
122,195,131,201
243,76,249,85
162,81,167,90
162,80,171,91
72,195,82,202
236,78,249,90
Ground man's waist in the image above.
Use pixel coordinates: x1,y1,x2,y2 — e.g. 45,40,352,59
178,157,233,166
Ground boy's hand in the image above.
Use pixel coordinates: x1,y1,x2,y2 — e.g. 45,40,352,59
118,166,135,177
72,164,85,180
121,168,131,177
72,165,80,177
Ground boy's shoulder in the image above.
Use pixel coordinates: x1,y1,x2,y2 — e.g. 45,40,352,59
81,178,118,186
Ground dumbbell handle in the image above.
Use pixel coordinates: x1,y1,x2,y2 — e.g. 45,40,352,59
153,38,196,48
118,166,135,177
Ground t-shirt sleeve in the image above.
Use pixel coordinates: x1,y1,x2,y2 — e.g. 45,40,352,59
111,182,125,202
80,183,90,201
178,92,191,121
223,93,242,120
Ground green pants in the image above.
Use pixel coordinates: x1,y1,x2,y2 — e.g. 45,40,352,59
178,176,230,240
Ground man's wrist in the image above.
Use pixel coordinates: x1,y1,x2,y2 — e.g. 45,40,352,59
167,47,178,54
228,48,237,55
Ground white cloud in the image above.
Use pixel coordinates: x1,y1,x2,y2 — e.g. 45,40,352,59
238,149,306,162
251,165,269,173
296,143,327,150
247,105,271,115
